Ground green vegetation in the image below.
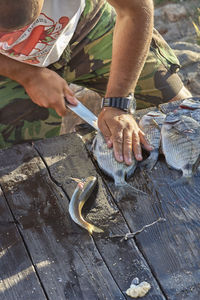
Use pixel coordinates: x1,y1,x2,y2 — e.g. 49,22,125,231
192,8,200,45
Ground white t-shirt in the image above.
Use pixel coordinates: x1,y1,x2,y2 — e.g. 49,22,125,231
0,0,85,66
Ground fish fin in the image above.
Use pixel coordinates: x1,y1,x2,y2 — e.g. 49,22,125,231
115,183,147,201
170,176,194,188
87,224,104,234
139,151,159,171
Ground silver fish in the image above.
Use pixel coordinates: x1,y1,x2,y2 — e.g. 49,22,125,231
139,111,166,170
161,112,200,183
180,97,200,109
92,131,145,197
174,107,200,124
69,176,103,234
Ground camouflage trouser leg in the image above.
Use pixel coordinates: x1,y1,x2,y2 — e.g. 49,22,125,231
0,0,184,149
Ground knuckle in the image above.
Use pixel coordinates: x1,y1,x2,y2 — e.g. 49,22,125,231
132,135,140,144
124,137,132,145
113,137,123,145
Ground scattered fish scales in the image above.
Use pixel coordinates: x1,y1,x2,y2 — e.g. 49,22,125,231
161,113,200,181
139,111,166,170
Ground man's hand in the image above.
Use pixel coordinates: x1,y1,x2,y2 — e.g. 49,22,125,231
98,107,153,165
21,67,77,117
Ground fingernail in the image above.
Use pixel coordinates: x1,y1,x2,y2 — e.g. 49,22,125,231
67,95,77,104
127,157,132,164
136,154,142,161
118,155,123,162
107,140,112,147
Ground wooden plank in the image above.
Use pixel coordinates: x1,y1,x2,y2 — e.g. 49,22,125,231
124,158,200,299
0,144,126,300
35,133,166,299
0,187,46,300
90,105,200,299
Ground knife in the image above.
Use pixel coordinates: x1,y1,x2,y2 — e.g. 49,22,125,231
65,97,98,131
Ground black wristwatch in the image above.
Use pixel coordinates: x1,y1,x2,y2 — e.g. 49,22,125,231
101,93,136,114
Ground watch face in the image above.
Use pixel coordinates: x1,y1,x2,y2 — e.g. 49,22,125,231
129,107,135,114
128,99,136,114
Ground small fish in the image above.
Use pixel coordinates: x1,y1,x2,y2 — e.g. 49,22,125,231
180,97,200,109
139,111,166,170
161,112,200,183
69,176,103,234
92,131,145,198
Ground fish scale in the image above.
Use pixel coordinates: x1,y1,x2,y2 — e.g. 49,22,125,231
161,114,200,179
139,111,166,170
92,130,145,197
93,131,137,185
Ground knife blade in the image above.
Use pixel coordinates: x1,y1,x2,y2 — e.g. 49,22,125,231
65,97,98,131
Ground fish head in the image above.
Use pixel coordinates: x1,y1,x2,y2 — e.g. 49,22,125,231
139,111,166,128
165,112,181,124
180,97,200,109
92,130,106,158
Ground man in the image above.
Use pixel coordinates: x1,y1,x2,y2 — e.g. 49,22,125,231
0,0,191,164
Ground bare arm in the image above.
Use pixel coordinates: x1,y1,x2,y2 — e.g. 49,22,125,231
98,0,154,164
0,53,77,116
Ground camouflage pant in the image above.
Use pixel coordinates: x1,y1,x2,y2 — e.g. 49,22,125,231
0,0,183,149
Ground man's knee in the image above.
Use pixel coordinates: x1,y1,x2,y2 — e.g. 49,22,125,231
169,86,192,102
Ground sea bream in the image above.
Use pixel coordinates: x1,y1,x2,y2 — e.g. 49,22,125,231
179,96,200,110
139,111,166,170
161,112,200,183
173,107,200,124
92,131,145,198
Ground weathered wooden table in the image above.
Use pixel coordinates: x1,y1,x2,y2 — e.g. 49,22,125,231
0,102,200,300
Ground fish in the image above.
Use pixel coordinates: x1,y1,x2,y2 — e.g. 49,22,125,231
139,111,166,170
69,176,103,234
173,107,200,124
161,112,200,184
179,96,200,109
92,131,146,198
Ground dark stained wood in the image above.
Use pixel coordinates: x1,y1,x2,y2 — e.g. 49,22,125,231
35,133,165,299
1,99,199,299
0,144,126,300
88,107,200,299
0,187,46,300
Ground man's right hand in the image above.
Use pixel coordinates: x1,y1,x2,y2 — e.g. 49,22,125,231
0,53,77,116
22,67,77,116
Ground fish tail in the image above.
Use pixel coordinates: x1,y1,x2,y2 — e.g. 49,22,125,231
139,151,159,171
170,176,194,188
87,223,104,234
115,183,146,201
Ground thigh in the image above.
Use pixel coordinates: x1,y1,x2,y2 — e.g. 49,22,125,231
0,77,61,149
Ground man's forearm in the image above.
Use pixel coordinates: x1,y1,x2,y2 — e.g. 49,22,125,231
106,0,154,97
0,53,41,85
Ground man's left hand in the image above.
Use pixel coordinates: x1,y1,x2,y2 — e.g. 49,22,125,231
98,107,153,165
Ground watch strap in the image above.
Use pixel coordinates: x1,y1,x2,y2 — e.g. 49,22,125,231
101,94,136,114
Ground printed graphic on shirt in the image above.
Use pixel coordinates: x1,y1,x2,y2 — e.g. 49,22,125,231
0,14,69,65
